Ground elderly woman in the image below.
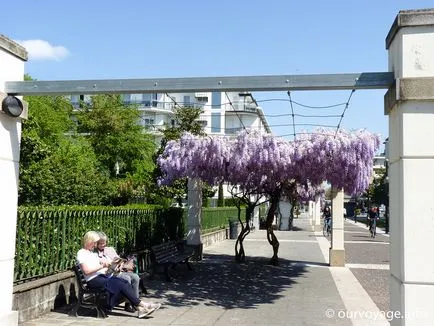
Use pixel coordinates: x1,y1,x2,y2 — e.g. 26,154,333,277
76,231,160,318
96,231,142,312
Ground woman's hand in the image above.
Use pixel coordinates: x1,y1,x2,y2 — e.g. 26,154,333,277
102,261,110,268
123,260,135,272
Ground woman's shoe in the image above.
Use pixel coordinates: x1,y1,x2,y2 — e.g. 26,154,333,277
124,302,136,313
136,301,161,318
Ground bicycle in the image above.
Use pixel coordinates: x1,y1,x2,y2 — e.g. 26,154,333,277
323,218,331,236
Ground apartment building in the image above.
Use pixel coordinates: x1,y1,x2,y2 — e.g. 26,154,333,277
71,91,271,144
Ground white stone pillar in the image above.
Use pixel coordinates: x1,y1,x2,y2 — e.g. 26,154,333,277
278,200,291,230
307,200,313,227
252,205,259,230
313,196,322,232
307,200,312,217
187,177,203,260
385,9,434,325
0,36,27,325
329,187,344,266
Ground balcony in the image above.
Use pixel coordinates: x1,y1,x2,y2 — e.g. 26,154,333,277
225,127,244,135
224,100,258,113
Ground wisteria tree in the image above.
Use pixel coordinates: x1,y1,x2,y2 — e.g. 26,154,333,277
157,128,380,265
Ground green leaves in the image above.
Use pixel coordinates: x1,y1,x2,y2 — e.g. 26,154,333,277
19,90,156,206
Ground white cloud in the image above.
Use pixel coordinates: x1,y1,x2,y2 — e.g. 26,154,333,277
16,39,70,61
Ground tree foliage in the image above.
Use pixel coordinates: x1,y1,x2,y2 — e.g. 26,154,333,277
19,81,156,206
19,90,111,205
76,94,155,178
150,106,206,206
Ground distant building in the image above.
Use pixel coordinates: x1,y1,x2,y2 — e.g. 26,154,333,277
70,91,271,146
373,155,386,178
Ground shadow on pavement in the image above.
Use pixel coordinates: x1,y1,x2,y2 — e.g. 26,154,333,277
50,252,308,318
143,252,307,310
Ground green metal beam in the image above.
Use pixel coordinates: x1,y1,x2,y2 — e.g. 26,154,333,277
5,72,394,96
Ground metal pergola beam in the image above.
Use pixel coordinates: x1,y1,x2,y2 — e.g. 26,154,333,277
5,72,394,96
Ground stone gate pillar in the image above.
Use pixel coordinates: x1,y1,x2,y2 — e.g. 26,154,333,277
329,187,345,266
385,9,434,325
0,35,27,325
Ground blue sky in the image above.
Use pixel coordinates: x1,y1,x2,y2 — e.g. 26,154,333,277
2,1,432,151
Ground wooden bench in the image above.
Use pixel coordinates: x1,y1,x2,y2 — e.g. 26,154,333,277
150,241,194,281
69,264,108,318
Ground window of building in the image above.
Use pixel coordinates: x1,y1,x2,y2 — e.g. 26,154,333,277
152,93,158,107
70,95,79,105
183,95,191,107
130,94,142,104
211,92,221,109
123,94,131,103
211,113,221,133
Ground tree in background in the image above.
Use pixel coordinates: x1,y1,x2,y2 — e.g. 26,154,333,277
76,94,155,205
19,76,111,205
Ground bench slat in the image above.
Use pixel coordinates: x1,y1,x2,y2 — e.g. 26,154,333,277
150,241,194,281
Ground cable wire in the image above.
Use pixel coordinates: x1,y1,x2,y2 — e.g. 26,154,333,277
253,98,347,109
334,89,355,138
287,91,297,141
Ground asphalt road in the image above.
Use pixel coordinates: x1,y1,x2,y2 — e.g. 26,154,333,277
343,217,390,313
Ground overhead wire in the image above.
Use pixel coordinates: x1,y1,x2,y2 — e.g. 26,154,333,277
334,89,355,138
287,91,297,141
134,90,356,140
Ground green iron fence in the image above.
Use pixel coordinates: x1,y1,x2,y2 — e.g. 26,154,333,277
201,207,242,232
14,207,159,284
14,205,239,284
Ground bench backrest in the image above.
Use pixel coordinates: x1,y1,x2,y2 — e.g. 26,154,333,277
151,242,178,263
72,264,89,293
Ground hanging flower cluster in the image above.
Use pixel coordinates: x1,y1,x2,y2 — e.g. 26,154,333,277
157,128,380,196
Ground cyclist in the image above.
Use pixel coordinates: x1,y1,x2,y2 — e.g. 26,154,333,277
368,207,379,238
323,206,332,235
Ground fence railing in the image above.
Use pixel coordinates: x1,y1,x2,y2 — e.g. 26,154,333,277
14,207,159,284
201,207,242,232
14,205,239,284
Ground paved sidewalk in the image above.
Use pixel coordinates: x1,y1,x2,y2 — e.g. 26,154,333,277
20,216,389,326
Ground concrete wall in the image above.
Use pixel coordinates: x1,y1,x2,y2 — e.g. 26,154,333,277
201,228,228,247
12,272,76,323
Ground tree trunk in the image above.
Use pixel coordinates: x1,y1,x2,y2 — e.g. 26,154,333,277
265,193,280,265
217,182,224,207
235,203,255,263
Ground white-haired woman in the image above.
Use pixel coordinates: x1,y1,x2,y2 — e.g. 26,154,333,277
76,231,160,318
96,231,142,312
